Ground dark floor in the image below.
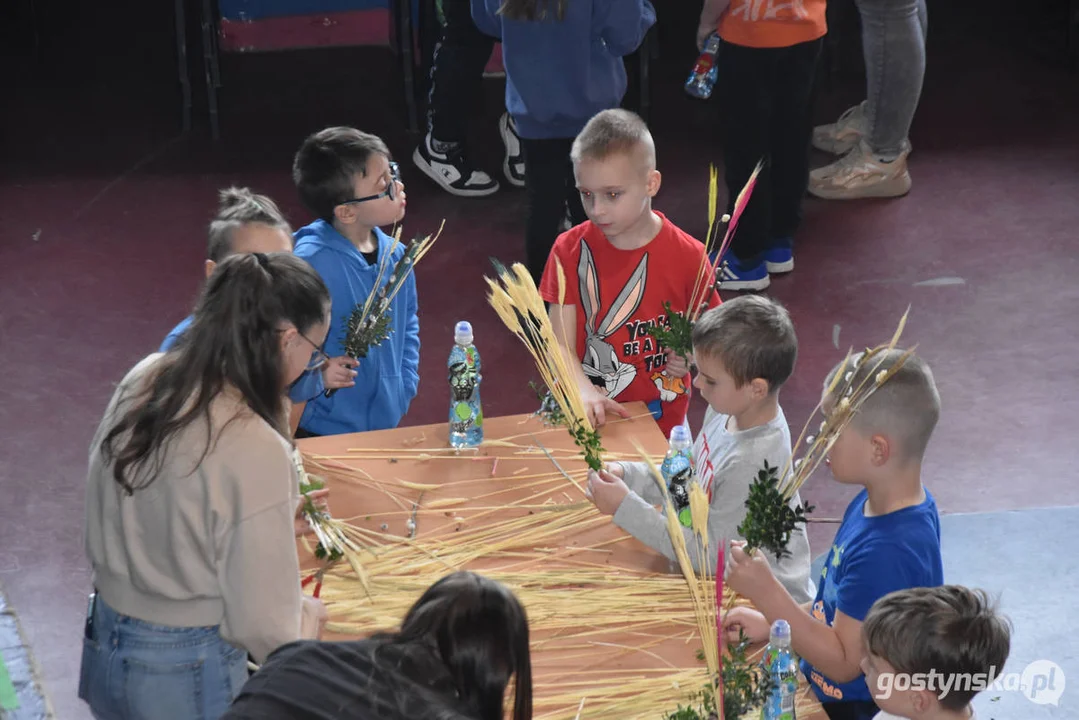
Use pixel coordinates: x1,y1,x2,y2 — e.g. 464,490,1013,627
1,1,1077,717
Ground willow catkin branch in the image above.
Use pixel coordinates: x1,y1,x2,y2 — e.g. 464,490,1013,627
778,309,916,501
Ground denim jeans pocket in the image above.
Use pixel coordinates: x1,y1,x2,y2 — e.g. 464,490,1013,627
77,637,100,705
123,656,205,720
221,643,250,701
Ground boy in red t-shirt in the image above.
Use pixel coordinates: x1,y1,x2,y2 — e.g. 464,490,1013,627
697,0,827,292
539,109,721,438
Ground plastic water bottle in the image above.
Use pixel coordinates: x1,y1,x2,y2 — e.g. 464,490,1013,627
685,32,721,99
660,425,696,528
448,321,483,448
761,619,798,720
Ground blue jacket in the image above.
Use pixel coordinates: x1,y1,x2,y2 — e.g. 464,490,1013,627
293,221,420,435
471,0,655,139
159,316,325,403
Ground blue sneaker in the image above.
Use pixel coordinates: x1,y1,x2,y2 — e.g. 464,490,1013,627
763,245,794,273
717,255,770,291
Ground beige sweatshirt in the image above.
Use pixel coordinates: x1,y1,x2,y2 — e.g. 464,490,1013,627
85,354,305,663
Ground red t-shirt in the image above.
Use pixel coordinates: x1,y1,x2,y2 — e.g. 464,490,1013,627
538,212,722,437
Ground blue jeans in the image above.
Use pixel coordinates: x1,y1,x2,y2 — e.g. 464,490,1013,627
856,0,928,158
78,595,249,720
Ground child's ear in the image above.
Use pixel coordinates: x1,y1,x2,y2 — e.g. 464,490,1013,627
204,259,217,279
870,434,891,466
749,377,770,399
333,204,355,226
279,326,298,354
646,169,662,197
910,687,935,715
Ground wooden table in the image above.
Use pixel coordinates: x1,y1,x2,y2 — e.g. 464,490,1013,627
298,403,825,719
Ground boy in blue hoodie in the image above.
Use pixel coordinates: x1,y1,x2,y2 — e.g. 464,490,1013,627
291,127,420,437
471,0,656,283
160,187,357,414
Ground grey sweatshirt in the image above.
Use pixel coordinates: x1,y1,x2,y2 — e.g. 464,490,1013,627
612,405,815,603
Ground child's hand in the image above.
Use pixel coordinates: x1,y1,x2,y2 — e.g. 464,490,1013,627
665,351,690,378
581,384,630,428
604,462,625,480
696,21,715,52
722,606,770,644
300,596,329,640
696,0,729,51
726,540,778,601
295,489,330,537
322,356,358,390
586,469,630,515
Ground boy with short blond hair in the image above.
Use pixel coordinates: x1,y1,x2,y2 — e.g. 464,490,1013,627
587,295,814,602
724,349,944,720
540,109,720,438
862,585,1011,720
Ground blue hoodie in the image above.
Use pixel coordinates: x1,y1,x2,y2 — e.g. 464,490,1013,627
293,220,420,436
471,0,656,140
159,316,326,403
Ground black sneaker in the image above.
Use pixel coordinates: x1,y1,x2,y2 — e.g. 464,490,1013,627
498,113,526,188
412,134,500,197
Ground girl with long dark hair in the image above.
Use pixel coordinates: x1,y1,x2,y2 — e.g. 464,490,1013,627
223,571,533,720
80,252,333,719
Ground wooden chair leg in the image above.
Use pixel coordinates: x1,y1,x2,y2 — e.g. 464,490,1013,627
174,0,192,133
1070,0,1079,70
199,0,221,139
392,0,421,135
638,27,653,124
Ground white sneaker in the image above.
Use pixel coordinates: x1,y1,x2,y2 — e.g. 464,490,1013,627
808,139,912,200
412,134,500,197
498,113,526,188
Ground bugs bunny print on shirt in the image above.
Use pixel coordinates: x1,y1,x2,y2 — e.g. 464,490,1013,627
577,239,648,399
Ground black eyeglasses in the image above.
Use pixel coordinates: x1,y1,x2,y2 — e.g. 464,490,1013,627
299,332,330,372
339,162,401,206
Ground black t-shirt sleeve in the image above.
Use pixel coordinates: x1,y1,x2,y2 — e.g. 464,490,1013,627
223,639,474,720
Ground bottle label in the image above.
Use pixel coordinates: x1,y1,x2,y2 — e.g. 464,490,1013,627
762,650,797,720
449,346,482,436
660,452,696,528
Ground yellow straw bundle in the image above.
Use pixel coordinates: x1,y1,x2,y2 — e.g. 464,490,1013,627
631,440,720,698
485,260,603,470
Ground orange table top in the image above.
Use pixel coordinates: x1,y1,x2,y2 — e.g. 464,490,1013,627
297,403,825,719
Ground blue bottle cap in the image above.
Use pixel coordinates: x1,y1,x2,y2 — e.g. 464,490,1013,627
770,619,791,641
454,321,473,345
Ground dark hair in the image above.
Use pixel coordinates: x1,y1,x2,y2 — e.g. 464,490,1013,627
377,571,532,720
101,252,329,494
691,295,797,392
292,126,391,223
864,585,1012,710
207,187,292,263
498,0,567,21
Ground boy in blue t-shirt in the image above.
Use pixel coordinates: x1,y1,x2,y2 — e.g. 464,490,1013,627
160,187,357,410
724,349,944,720
291,127,420,437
